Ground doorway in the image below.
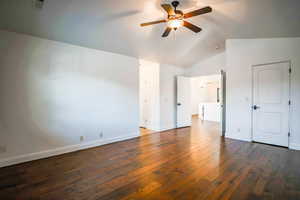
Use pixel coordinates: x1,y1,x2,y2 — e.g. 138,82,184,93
139,60,160,136
252,61,291,147
191,75,221,122
176,72,225,136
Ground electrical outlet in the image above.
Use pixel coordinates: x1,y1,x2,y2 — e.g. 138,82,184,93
80,136,84,142
0,146,6,154
99,132,103,138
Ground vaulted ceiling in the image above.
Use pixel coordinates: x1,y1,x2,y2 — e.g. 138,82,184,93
0,0,300,67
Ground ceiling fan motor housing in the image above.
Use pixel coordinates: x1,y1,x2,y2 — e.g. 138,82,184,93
169,1,183,18
171,1,180,9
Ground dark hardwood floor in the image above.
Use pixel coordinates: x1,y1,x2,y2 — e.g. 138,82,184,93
140,127,155,136
1,116,300,200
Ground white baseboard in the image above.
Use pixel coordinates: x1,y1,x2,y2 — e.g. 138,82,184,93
147,123,161,132
159,123,176,132
226,133,300,150
0,132,140,168
289,143,300,150
225,132,252,142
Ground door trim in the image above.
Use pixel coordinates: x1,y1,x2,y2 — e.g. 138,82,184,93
220,70,226,137
251,60,292,147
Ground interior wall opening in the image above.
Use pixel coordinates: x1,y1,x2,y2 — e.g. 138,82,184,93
189,74,223,134
139,60,160,136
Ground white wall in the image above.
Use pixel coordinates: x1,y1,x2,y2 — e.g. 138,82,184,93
191,78,203,115
0,30,186,167
0,30,140,167
190,75,221,115
160,64,184,131
139,60,160,131
226,38,300,150
185,52,225,77
199,103,221,122
139,62,184,132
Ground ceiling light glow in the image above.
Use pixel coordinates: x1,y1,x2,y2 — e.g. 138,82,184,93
168,19,183,29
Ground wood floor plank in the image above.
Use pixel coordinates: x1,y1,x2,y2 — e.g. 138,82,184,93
0,116,300,200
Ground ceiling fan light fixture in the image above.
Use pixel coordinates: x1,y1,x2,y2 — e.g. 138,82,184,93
140,1,212,37
167,19,183,29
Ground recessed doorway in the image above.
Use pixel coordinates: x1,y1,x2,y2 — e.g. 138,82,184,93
176,72,226,136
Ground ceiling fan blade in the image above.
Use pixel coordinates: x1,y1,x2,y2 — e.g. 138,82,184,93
140,19,167,27
162,27,172,37
161,4,175,15
184,6,212,19
183,21,202,33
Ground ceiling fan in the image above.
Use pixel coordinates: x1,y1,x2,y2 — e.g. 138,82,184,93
140,1,212,37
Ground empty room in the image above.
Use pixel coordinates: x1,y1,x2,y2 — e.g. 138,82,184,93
0,0,300,199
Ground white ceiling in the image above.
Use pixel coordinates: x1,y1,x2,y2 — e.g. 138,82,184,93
1,0,300,67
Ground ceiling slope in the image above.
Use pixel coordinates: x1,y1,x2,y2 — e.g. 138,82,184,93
0,0,300,67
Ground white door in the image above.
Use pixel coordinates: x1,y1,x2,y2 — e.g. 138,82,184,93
252,62,290,147
177,76,191,128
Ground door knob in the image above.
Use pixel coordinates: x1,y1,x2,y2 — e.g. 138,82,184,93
253,105,260,110
177,103,181,106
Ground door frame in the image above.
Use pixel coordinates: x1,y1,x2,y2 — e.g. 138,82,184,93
220,70,226,137
251,60,292,147
183,73,225,136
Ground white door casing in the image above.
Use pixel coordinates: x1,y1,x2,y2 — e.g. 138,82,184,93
177,76,191,128
220,70,226,136
252,61,290,147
